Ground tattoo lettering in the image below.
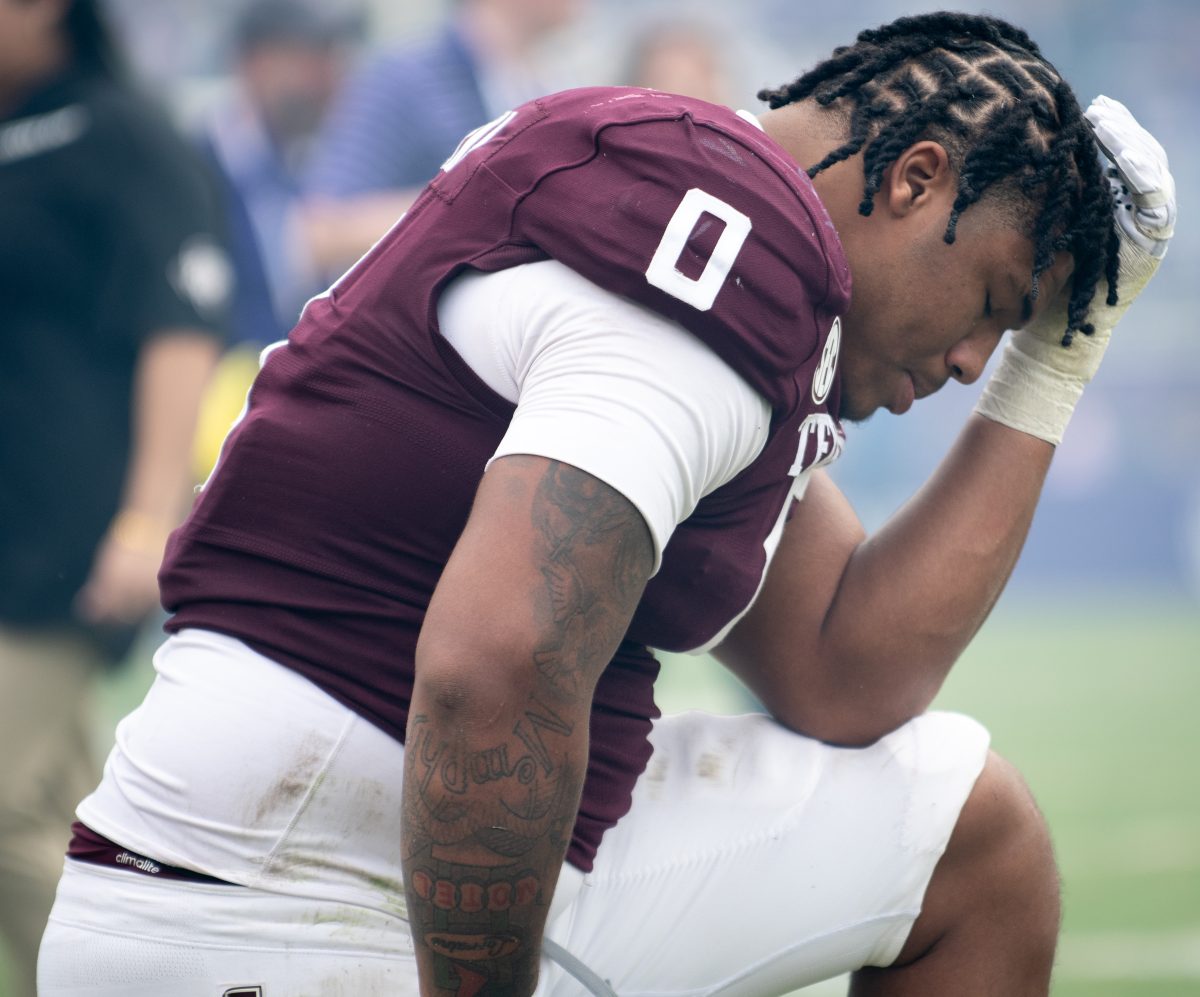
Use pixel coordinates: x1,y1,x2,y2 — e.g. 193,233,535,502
411,869,540,912
426,933,521,961
406,707,576,851
403,464,653,992
407,852,550,994
512,697,571,776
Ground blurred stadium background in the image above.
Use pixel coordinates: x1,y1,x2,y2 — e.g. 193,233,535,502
8,0,1197,993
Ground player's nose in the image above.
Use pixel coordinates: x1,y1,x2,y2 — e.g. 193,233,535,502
946,326,1003,385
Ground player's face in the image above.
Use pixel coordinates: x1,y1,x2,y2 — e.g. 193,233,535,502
835,201,1073,423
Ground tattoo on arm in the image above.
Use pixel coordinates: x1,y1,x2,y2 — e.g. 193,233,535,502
530,462,651,698
404,461,653,994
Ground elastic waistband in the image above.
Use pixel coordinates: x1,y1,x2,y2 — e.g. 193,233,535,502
67,821,235,886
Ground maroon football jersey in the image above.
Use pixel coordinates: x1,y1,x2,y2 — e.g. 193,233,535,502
160,87,851,870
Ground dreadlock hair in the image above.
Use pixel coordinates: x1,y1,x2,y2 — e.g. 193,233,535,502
759,12,1121,345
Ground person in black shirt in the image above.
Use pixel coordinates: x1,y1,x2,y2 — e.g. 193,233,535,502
0,2,230,992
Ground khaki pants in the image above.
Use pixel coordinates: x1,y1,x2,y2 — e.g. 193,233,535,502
0,628,101,997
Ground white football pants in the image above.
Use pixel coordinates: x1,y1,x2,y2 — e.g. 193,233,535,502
39,630,989,995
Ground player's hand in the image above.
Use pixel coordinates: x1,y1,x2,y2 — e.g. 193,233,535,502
1088,95,1175,258
976,95,1175,444
1011,95,1175,382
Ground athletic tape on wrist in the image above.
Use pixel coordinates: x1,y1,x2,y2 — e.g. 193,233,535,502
974,338,1086,446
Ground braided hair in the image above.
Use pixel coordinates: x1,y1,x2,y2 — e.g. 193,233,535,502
759,12,1120,345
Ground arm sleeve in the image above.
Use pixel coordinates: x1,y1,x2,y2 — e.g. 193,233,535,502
437,260,771,571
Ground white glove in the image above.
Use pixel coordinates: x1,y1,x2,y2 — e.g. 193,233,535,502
1089,95,1175,257
976,95,1175,444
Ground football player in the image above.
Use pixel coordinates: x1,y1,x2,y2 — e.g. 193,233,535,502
38,12,1173,996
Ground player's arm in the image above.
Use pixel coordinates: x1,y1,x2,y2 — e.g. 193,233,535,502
717,96,1175,747
404,455,653,996
715,422,1049,746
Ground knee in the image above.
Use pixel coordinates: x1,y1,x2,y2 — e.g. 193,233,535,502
961,751,1057,870
942,750,1061,947
896,750,1061,971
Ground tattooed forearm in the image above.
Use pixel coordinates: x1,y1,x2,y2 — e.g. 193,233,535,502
404,712,582,994
405,705,577,854
404,460,653,994
405,850,546,994
512,696,572,778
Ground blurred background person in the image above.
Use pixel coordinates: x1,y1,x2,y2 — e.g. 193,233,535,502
0,1,230,992
622,17,734,106
199,0,364,348
188,0,364,482
299,0,584,277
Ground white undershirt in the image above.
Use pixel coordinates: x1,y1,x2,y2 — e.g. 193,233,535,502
437,259,771,570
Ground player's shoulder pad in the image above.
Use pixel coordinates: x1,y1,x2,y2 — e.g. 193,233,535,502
435,87,851,406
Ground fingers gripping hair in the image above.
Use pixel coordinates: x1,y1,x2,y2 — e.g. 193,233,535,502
760,12,1121,344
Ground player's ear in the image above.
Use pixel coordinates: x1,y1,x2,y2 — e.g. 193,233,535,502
883,141,954,217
